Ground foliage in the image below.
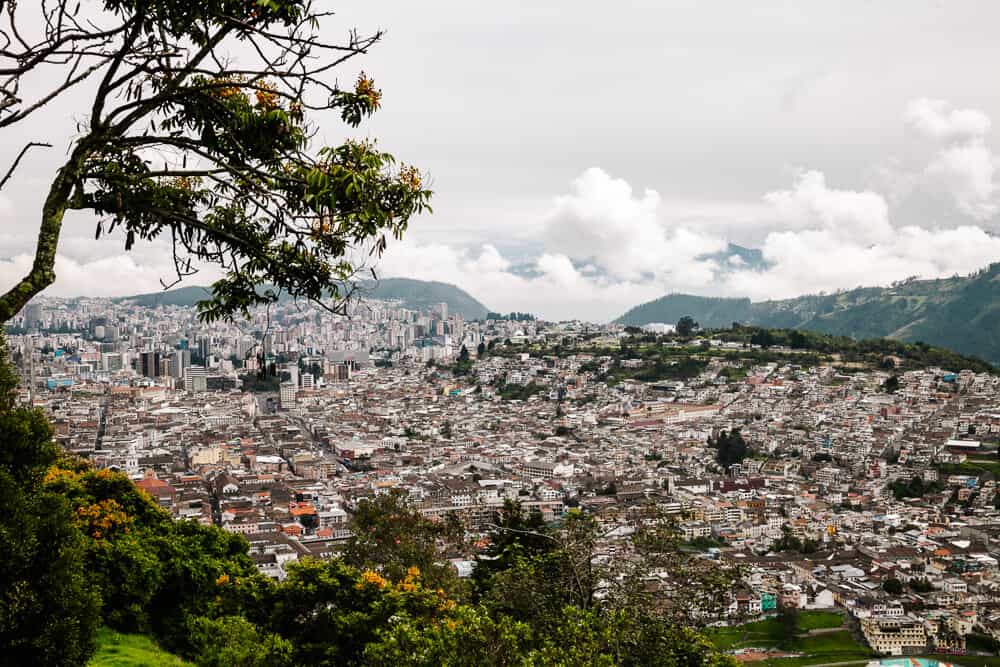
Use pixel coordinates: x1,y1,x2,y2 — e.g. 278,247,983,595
676,316,699,337
776,605,800,646
710,429,749,467
615,265,1000,365
89,627,191,667
343,490,462,594
770,524,819,554
882,578,904,594
263,558,453,667
0,338,101,667
474,503,740,633
0,0,431,324
890,475,943,500
186,615,293,667
498,382,544,401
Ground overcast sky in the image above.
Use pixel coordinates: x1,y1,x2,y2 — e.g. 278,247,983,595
4,1,1000,321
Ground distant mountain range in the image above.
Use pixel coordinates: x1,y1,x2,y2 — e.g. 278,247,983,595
617,263,1000,363
112,278,490,320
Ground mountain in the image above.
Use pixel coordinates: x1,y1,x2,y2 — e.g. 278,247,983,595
359,278,490,319
617,263,1000,363
700,243,769,272
112,278,490,320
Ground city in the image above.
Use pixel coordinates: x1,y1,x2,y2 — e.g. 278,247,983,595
8,291,1000,663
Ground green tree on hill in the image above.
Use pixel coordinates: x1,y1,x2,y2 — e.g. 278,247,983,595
676,316,699,337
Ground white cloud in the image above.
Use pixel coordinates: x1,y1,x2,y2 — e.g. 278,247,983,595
904,98,999,221
719,225,1000,301
0,252,222,299
542,167,725,283
763,170,892,243
925,143,998,219
377,163,1000,321
905,98,991,142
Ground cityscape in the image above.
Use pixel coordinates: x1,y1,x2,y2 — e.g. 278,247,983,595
4,1,1000,666
8,290,1000,664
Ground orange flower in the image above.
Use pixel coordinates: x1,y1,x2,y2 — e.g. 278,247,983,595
255,81,280,111
356,569,388,589
354,72,382,110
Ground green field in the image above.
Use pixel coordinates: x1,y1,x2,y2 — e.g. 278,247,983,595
938,458,1000,478
707,611,873,666
708,611,847,650
88,628,189,667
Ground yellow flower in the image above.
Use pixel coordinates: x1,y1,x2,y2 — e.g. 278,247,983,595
255,81,280,111
215,573,230,586
358,570,388,588
399,165,422,191
354,72,382,110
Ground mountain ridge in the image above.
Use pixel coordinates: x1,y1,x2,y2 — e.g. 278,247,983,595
110,278,490,320
616,263,1000,363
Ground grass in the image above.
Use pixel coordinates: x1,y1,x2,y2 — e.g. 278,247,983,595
797,612,845,631
708,612,872,666
937,459,1000,478
708,611,849,650
88,628,190,667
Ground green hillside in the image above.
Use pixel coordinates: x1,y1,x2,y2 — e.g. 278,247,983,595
111,278,490,319
617,263,1000,362
360,277,489,319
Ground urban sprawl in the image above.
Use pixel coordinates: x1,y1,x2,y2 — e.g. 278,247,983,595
8,294,1000,662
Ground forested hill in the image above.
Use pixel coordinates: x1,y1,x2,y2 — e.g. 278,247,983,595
111,278,490,320
616,263,1000,363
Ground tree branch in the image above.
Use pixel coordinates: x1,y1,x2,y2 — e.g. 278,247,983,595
0,141,50,190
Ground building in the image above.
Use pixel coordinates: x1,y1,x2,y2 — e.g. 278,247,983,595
139,351,162,378
279,381,296,408
860,615,927,656
184,365,207,392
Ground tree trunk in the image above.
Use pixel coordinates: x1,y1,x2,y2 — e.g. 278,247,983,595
0,142,90,323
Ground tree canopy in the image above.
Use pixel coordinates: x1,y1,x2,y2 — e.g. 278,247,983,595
0,0,430,323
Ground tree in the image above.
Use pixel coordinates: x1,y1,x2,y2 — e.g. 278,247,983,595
883,375,900,394
0,0,431,323
458,345,470,363
343,490,459,593
676,316,698,338
477,341,487,358
776,605,800,646
0,338,101,666
187,615,294,667
475,505,741,634
882,578,904,595
711,429,749,467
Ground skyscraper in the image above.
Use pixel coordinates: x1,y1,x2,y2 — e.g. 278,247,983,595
139,351,162,378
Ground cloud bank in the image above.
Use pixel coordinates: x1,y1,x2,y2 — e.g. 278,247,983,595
375,98,1000,320
4,98,1000,323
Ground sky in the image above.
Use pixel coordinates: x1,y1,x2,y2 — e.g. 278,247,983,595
4,1,1000,321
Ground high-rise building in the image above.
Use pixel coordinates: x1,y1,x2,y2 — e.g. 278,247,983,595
23,303,43,332
139,351,162,378
101,352,124,372
279,381,296,408
184,365,207,392
171,349,191,379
